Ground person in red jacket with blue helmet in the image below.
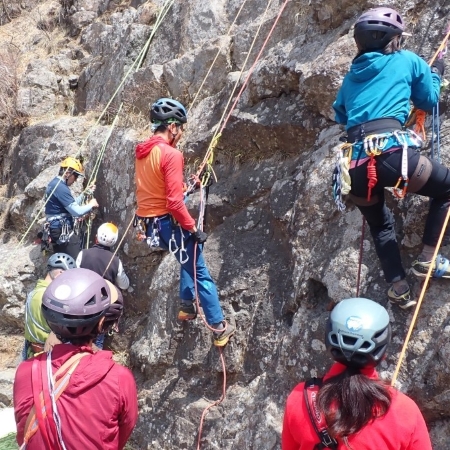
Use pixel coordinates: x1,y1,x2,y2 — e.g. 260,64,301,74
282,297,432,450
134,98,235,347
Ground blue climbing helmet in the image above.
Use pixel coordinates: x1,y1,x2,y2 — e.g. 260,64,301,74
354,7,406,51
325,297,391,368
150,98,187,124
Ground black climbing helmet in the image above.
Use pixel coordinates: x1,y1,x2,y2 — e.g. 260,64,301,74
47,253,76,271
42,268,111,339
354,7,406,51
150,98,187,124
325,297,391,369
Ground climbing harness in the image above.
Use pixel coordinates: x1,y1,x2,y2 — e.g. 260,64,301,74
303,378,338,450
133,215,164,250
332,129,422,208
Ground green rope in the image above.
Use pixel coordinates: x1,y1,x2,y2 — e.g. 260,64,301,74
14,0,174,251
75,0,174,159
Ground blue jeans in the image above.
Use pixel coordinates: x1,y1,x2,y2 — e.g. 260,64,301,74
95,333,105,349
152,217,224,325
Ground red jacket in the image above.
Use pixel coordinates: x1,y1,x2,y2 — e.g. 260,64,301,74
14,344,138,450
135,135,195,230
282,363,432,450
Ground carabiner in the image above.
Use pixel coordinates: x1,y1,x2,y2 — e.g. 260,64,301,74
393,177,408,199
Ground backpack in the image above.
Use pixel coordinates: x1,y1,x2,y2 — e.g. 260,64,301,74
303,378,338,450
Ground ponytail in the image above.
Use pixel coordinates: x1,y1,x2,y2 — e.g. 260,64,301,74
317,367,391,438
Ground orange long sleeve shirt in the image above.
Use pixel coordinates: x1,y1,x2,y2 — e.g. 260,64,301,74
135,135,195,230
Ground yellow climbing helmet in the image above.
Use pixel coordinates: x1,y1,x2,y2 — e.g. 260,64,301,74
60,157,84,176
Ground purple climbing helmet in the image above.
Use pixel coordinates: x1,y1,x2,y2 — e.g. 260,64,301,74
354,7,406,51
42,268,111,339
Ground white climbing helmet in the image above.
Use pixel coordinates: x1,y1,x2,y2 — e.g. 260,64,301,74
97,222,119,247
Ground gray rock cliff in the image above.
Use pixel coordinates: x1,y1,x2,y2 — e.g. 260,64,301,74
1,0,450,448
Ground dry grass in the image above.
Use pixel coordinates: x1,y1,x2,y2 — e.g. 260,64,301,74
0,44,25,128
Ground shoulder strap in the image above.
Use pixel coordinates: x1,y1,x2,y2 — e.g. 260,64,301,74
21,352,89,449
303,378,338,450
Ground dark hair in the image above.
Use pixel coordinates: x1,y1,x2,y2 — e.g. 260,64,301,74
67,335,95,346
154,123,168,133
58,167,75,177
317,367,391,438
354,35,401,60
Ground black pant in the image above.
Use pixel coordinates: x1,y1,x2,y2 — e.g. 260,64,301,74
49,228,81,260
350,148,450,283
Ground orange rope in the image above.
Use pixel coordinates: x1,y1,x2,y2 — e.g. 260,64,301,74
413,109,427,140
192,2,292,446
410,25,450,138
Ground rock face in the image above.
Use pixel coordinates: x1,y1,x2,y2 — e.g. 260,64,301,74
1,0,450,448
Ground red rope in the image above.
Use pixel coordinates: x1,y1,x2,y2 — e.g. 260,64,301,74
356,218,365,297
193,1,291,445
366,156,377,201
194,0,291,178
192,240,228,450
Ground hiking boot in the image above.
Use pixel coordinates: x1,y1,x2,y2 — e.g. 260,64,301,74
213,320,236,347
387,286,416,310
177,302,197,321
411,254,450,279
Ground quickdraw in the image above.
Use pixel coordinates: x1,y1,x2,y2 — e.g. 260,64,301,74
169,225,189,264
133,215,163,250
332,143,352,211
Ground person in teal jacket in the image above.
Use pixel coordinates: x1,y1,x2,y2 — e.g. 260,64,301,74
332,7,448,309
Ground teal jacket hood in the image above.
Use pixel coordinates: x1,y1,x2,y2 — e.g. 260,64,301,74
333,50,441,130
348,52,391,83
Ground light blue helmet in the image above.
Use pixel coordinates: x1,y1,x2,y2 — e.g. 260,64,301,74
47,253,76,271
325,298,391,368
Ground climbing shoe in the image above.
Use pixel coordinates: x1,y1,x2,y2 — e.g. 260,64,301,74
411,254,450,279
388,286,417,310
213,320,236,347
177,302,197,321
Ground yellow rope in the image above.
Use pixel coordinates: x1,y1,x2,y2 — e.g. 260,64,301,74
391,205,450,386
13,0,173,250
195,0,275,176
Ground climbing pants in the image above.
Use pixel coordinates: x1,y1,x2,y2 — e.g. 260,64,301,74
350,147,450,283
151,216,224,326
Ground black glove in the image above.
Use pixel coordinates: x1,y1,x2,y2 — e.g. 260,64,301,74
431,59,445,77
193,229,208,244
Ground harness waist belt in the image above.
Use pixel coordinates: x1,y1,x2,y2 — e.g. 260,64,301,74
135,213,171,224
347,118,402,143
46,213,71,221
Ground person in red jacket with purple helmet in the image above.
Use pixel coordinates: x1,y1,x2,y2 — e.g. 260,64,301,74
282,297,432,450
13,268,137,450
